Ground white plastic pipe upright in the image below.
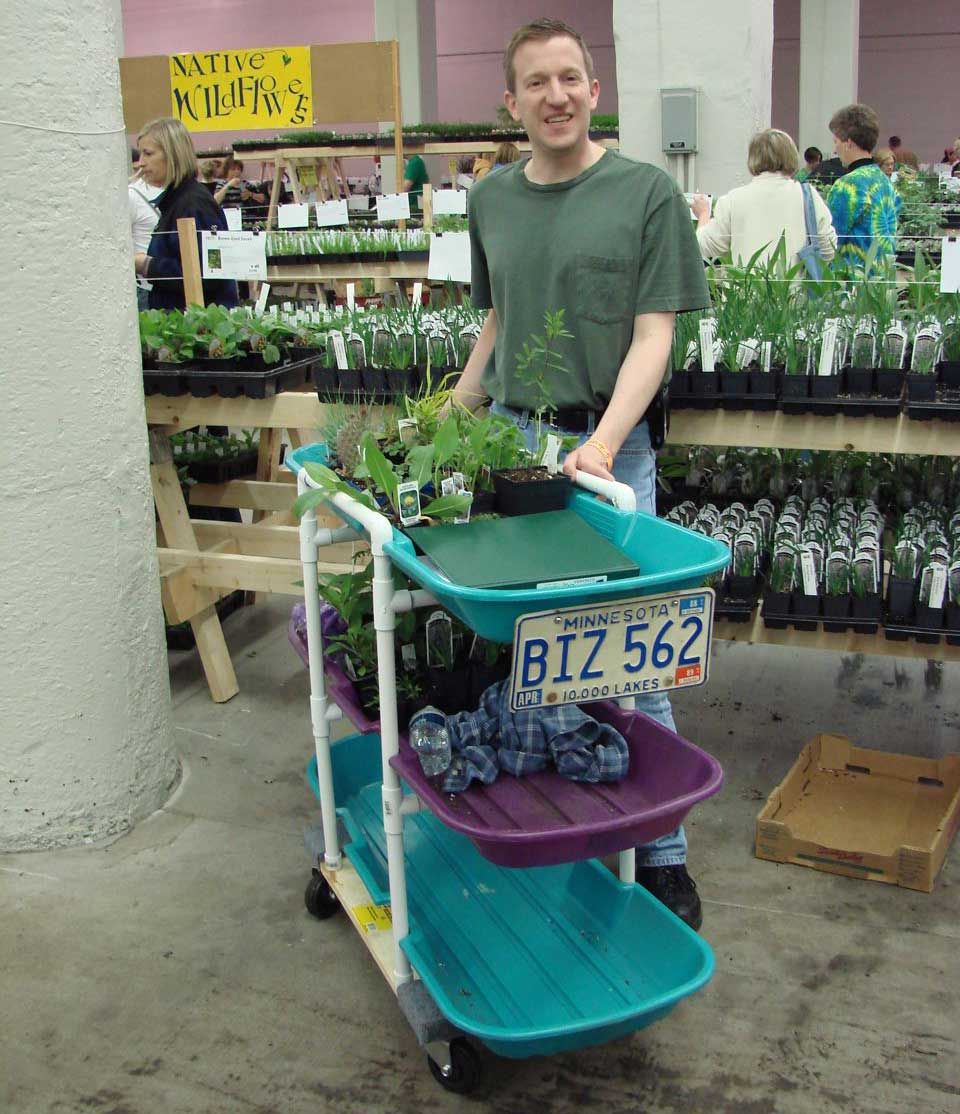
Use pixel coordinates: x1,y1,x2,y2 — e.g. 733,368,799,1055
298,475,341,870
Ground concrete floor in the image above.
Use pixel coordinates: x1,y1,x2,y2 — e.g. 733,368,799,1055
3,596,958,1114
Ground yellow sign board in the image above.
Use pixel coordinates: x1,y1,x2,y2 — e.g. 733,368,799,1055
298,164,318,187
169,46,312,132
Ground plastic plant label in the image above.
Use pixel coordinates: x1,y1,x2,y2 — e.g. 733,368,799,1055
223,207,243,231
254,283,271,315
454,493,472,525
698,319,717,372
352,902,392,934
800,549,818,596
761,341,773,373
401,643,418,671
541,434,561,475
817,319,839,376
940,237,960,294
397,481,422,526
412,282,423,307
346,283,355,311
328,331,348,370
451,472,466,493
278,202,310,229
926,565,948,610
397,418,418,446
315,199,349,227
425,611,454,668
736,338,760,370
441,476,456,497
376,192,411,222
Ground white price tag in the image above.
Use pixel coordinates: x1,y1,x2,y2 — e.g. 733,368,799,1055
278,203,310,229
427,232,471,284
328,330,348,370
818,318,839,376
254,283,271,314
800,550,818,596
761,341,772,373
376,192,411,222
698,319,716,373
200,231,266,279
411,281,423,307
346,283,355,310
315,199,349,227
541,433,561,474
940,238,960,294
432,189,468,216
222,207,243,231
929,565,947,609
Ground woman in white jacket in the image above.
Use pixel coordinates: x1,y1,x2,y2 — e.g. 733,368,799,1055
692,129,837,267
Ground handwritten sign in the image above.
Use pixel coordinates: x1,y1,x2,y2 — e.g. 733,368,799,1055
170,46,311,131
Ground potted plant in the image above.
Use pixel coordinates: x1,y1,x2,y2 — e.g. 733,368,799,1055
762,547,795,629
822,557,851,633
885,542,918,625
851,557,882,632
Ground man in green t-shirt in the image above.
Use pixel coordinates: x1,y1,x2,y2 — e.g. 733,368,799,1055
453,18,712,930
402,153,429,206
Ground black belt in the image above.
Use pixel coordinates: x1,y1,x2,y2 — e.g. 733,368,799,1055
542,387,669,448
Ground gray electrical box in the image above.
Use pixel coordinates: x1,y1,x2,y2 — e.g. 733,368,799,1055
660,87,699,153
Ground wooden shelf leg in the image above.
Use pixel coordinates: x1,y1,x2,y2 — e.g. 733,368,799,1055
149,430,239,703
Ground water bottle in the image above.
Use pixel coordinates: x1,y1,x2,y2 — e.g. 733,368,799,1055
408,707,452,777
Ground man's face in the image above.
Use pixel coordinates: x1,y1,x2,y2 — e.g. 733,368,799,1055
504,35,599,156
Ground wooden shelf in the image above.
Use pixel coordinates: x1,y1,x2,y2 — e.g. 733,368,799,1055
267,260,429,282
669,409,958,457
241,138,618,161
714,612,960,662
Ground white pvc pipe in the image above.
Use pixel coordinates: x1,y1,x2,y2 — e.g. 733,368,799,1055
618,848,636,883
573,469,637,512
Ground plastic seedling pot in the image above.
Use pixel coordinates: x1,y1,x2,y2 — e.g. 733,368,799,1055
790,590,819,630
845,367,874,396
361,366,389,400
822,593,851,633
470,490,498,515
762,589,791,629
946,602,960,646
906,374,937,402
851,593,882,633
492,467,571,516
726,573,759,600
875,368,904,399
313,364,340,402
337,367,363,395
939,361,960,389
385,366,421,399
689,370,719,408
886,576,916,622
810,375,840,400
668,370,691,399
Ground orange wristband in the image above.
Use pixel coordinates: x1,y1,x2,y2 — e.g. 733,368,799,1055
584,437,614,471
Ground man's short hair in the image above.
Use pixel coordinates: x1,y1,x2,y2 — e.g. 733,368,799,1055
888,135,902,148
747,129,800,176
503,18,594,93
803,146,822,163
829,104,880,153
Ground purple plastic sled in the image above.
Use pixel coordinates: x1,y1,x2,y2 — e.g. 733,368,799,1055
390,701,724,868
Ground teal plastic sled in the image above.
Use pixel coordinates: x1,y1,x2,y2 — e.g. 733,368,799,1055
308,735,715,1060
384,489,730,642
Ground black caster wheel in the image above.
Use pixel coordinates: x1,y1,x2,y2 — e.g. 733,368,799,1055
304,869,340,919
427,1038,482,1094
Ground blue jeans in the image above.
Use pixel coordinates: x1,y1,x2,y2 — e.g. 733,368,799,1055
490,402,687,867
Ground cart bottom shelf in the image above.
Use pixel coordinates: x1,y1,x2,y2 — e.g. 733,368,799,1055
309,736,714,1059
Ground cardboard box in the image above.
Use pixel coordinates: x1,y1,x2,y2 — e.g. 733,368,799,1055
756,734,960,892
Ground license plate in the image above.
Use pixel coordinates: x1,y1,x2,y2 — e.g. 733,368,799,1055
509,588,715,712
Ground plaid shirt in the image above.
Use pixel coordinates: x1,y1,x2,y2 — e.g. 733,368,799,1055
440,681,629,793
827,163,897,270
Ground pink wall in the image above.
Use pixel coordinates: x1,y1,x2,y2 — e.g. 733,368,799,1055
435,1,617,121
772,0,960,163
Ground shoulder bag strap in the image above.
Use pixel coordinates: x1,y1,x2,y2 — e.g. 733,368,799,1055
800,181,817,245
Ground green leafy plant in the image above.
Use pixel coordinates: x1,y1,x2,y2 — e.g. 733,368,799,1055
514,308,574,450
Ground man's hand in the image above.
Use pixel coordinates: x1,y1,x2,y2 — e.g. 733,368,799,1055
691,194,711,225
562,442,614,483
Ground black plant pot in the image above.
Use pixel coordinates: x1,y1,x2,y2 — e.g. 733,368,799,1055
492,468,571,516
468,658,511,706
939,361,960,389
423,666,472,715
725,573,759,601
762,589,791,629
810,374,840,401
946,602,960,647
385,366,422,399
337,368,364,396
906,373,937,402
780,374,810,412
845,367,874,396
354,674,381,720
822,593,851,633
886,576,916,623
790,590,820,631
689,370,719,409
719,369,749,410
361,366,389,400
470,490,498,515
668,370,691,400
914,603,945,635
312,364,340,402
875,368,904,399
851,593,882,634
748,369,778,409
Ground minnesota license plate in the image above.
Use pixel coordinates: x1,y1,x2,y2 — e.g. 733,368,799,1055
509,588,715,712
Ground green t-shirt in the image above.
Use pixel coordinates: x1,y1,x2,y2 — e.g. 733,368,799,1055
468,149,710,410
403,154,429,203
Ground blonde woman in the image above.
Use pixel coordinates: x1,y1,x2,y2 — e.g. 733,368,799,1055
133,117,238,310
691,128,837,268
875,147,896,177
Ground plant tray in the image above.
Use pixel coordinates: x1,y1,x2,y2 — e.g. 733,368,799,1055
837,395,902,418
143,366,186,396
309,733,713,1059
181,356,314,399
183,449,259,485
389,700,723,868
383,491,730,642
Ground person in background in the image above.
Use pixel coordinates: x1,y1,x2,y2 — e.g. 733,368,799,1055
888,135,919,172
795,146,822,181
402,152,429,206
472,152,493,181
455,155,475,189
826,103,897,269
214,158,269,220
492,141,522,171
133,117,238,310
457,17,711,930
199,159,220,195
952,139,960,170
128,149,162,311
366,155,382,196
874,147,896,177
692,129,836,268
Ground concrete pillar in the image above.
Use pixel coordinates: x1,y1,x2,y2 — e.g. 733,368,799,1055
613,0,774,196
0,0,177,850
799,0,860,156
374,0,439,188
